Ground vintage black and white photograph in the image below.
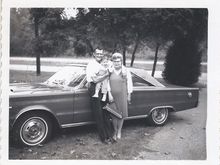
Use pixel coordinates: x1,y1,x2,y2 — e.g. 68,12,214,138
7,7,209,160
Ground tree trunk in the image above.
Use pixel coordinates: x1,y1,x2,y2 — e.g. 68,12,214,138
85,39,94,56
112,43,117,54
122,46,126,66
34,17,41,76
151,43,160,77
130,37,140,67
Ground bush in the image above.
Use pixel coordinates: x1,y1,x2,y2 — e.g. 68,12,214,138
162,36,202,86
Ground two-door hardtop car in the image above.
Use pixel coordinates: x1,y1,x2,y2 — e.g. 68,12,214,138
9,65,199,146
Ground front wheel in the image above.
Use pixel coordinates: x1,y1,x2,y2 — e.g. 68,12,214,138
147,108,169,126
12,112,52,147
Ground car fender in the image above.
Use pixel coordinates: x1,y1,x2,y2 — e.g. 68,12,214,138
149,105,175,115
13,105,60,127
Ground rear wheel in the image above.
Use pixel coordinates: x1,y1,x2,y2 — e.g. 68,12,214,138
147,108,169,126
12,112,52,146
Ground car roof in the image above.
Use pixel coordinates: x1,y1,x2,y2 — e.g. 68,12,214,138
130,68,165,87
66,64,165,87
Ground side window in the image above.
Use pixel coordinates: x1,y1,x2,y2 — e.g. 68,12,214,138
131,73,153,87
68,74,86,87
80,77,89,89
82,80,89,89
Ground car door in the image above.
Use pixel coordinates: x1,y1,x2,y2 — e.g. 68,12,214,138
128,73,156,117
72,76,94,124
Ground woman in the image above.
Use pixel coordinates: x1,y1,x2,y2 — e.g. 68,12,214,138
109,53,133,141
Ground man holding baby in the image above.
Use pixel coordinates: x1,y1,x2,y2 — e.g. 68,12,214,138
86,48,114,144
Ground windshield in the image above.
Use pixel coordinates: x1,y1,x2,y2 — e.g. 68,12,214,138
44,66,86,87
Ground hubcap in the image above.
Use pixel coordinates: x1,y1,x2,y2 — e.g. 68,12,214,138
20,117,48,146
152,108,168,124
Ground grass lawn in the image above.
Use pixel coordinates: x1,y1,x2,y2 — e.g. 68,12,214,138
9,70,206,89
10,59,207,73
10,70,54,83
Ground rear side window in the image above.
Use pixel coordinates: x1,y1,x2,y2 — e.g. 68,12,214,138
131,73,154,87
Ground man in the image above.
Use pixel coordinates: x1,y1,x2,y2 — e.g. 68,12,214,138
86,48,113,144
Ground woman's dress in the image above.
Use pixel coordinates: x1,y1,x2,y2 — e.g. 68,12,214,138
109,70,128,118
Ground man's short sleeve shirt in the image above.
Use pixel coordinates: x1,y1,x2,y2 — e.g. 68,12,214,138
86,60,103,83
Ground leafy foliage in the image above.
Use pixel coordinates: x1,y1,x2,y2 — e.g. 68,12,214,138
10,8,34,56
162,9,207,85
162,36,202,85
30,8,67,56
73,40,87,56
10,8,207,77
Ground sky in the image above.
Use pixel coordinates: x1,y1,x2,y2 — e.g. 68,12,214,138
62,8,78,19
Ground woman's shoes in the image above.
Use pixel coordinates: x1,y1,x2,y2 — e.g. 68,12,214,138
117,132,121,139
102,134,121,144
112,135,117,142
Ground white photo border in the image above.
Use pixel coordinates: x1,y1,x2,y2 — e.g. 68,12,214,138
1,0,220,165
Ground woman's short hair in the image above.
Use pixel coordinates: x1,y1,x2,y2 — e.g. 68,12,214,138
112,53,123,61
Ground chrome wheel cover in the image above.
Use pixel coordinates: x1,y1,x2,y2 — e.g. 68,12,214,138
152,108,168,124
20,117,48,146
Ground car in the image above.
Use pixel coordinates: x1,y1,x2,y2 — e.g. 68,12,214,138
9,65,199,146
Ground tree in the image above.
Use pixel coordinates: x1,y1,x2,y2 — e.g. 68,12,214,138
30,8,48,75
142,9,207,77
10,8,34,56
162,9,208,85
74,8,203,69
29,8,65,75
162,36,202,85
137,9,168,76
163,9,208,85
140,9,192,77
73,8,96,56
12,7,206,80
73,9,150,65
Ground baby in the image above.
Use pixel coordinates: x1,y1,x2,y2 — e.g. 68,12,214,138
92,55,114,102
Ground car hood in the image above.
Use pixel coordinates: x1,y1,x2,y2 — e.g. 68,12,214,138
10,83,66,95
